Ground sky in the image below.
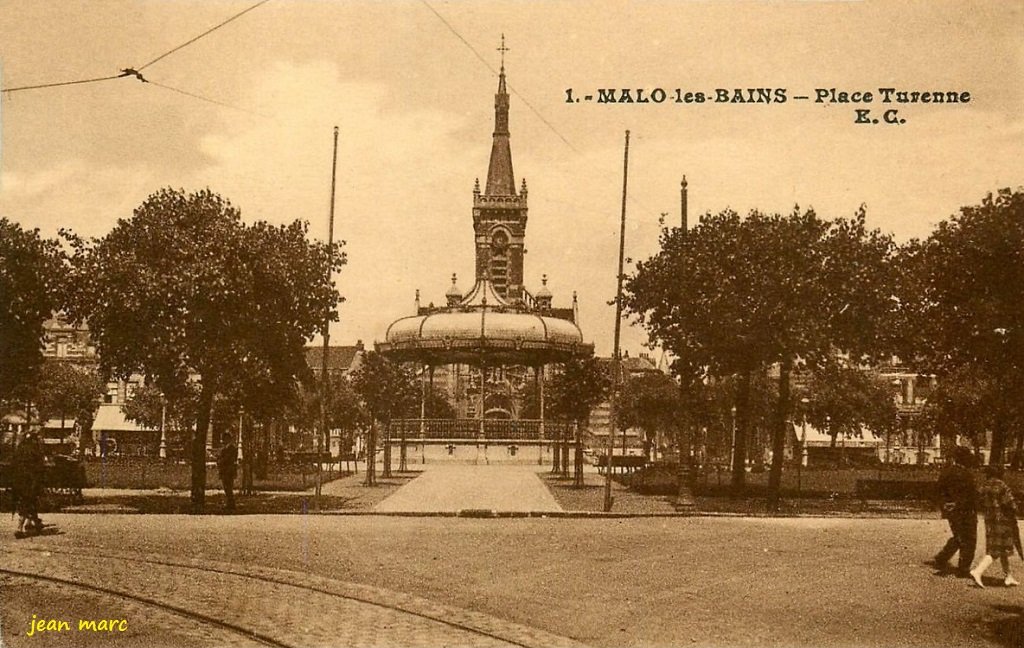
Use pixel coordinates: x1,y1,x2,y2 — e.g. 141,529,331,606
1,0,1021,357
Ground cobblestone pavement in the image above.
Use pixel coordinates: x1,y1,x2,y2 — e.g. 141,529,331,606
1,543,588,648
374,465,562,513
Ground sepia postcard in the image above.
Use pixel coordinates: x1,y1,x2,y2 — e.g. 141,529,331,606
1,1,1021,647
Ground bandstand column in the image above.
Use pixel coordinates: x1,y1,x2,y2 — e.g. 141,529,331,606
478,360,486,465
419,363,427,436
539,364,546,466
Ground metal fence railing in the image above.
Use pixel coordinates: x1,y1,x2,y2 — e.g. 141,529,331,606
388,419,573,441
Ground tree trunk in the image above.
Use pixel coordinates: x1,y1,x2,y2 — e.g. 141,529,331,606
255,422,269,480
573,421,584,488
675,423,697,512
191,384,214,513
364,422,377,486
242,419,254,495
551,440,561,474
731,369,752,495
382,421,393,478
767,355,792,512
565,427,573,477
399,424,408,473
991,414,1007,467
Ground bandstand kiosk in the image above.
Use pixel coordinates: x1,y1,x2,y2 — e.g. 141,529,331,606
375,50,593,466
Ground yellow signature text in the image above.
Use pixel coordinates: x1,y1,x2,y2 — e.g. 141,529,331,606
26,614,128,636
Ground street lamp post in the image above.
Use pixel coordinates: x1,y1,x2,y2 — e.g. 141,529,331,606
159,398,167,460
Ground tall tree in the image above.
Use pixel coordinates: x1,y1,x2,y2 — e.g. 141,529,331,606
916,365,1001,460
793,362,898,461
287,374,370,456
0,219,63,405
351,352,417,484
626,207,895,509
32,360,105,436
615,371,682,462
901,189,1024,463
545,357,608,486
65,187,343,511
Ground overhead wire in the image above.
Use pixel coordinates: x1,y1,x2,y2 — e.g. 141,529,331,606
418,0,670,223
138,0,273,71
147,80,271,120
3,74,122,94
419,0,578,154
3,0,271,99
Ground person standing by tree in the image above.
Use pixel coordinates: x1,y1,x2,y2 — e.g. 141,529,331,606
217,440,238,512
930,446,977,577
970,465,1020,588
12,431,46,537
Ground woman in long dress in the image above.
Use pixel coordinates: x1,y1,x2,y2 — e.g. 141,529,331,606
970,464,1020,588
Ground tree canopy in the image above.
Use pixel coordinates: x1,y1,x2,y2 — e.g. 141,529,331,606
65,187,344,510
0,219,63,404
625,207,896,504
544,357,609,424
32,360,105,427
350,352,418,425
351,352,417,484
793,362,898,448
615,371,682,458
899,189,1024,462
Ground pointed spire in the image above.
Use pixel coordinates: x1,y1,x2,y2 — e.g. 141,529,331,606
536,273,553,311
485,35,515,196
446,273,463,306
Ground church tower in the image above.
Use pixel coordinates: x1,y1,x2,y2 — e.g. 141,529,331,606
472,36,527,302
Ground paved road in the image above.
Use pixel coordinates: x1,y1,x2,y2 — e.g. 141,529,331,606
2,514,1021,648
374,464,563,513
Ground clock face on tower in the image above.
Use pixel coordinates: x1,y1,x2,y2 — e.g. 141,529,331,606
491,230,509,252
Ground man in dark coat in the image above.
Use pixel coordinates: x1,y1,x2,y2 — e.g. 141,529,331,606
931,446,978,577
12,431,46,536
217,440,238,512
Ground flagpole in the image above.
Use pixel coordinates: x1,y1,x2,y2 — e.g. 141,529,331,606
604,130,630,512
317,125,340,512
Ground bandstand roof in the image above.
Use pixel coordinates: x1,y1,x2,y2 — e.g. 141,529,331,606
377,279,593,366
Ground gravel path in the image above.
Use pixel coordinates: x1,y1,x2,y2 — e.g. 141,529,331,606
374,465,562,513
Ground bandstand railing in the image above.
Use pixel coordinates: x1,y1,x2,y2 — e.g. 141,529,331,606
389,419,572,442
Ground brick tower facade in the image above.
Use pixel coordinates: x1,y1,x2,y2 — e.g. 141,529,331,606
472,50,528,302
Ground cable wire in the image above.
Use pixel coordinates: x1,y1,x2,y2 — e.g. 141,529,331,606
2,74,122,94
138,0,273,71
148,80,270,119
419,0,667,222
419,0,578,154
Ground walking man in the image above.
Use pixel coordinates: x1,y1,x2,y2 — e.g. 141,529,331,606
217,440,238,512
931,446,977,577
12,431,46,538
